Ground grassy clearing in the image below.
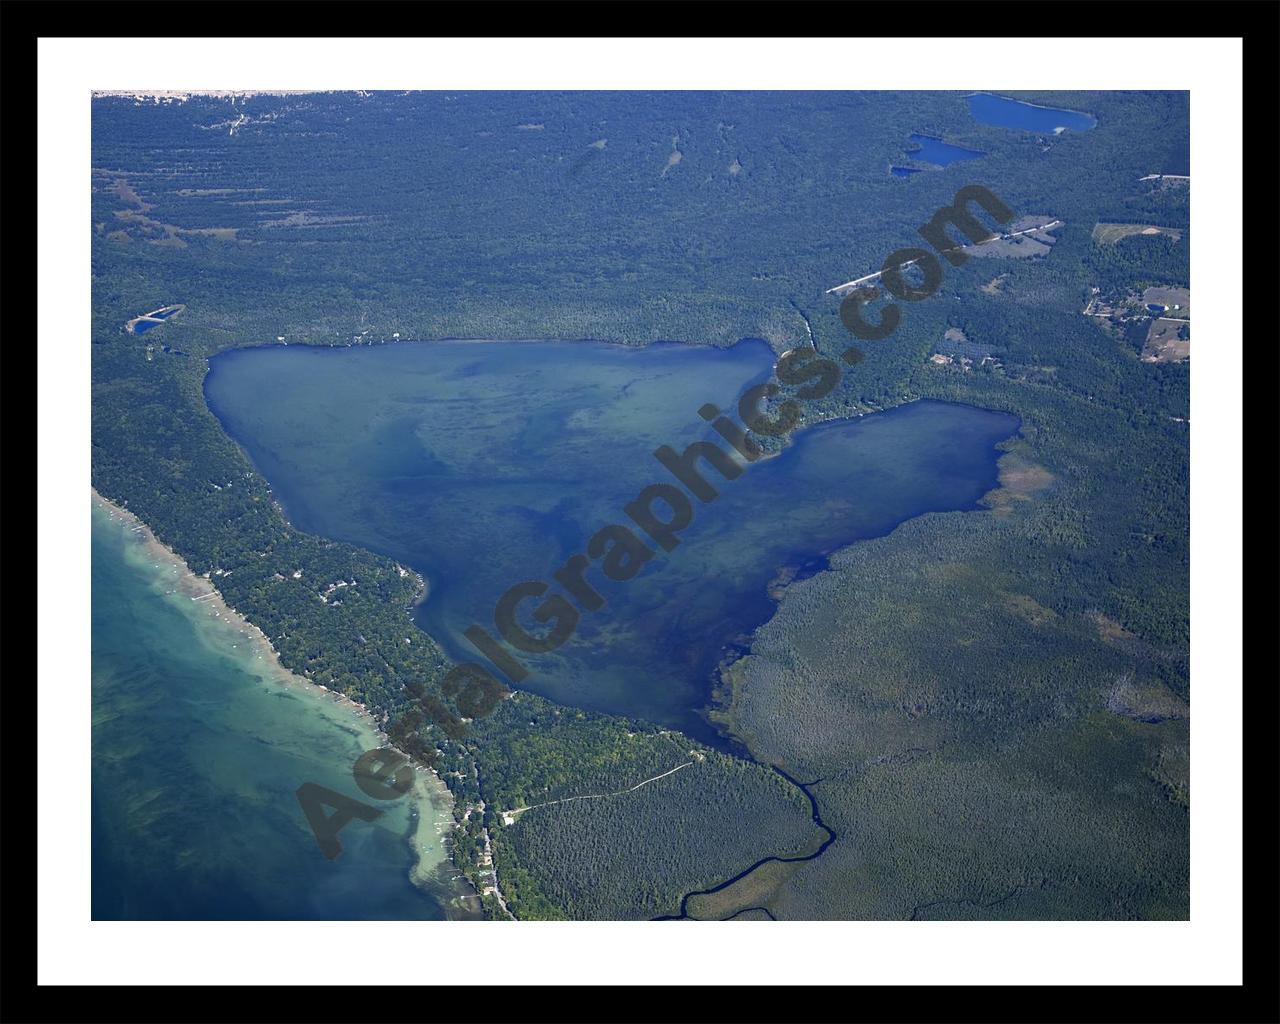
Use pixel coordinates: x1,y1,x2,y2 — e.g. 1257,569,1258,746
1092,223,1183,245
1143,319,1189,363
980,273,1009,295
1141,286,1190,315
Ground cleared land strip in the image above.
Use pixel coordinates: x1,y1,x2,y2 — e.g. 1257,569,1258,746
499,760,696,826
825,220,1061,295
1084,313,1190,324
1092,222,1182,245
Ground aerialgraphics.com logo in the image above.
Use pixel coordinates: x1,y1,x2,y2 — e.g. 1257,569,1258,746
298,183,1019,859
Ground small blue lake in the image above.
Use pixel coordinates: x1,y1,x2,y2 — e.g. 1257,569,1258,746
133,319,161,334
969,93,1096,133
905,133,986,167
1146,304,1167,315
890,166,922,178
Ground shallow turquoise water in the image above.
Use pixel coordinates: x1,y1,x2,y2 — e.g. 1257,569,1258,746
91,503,453,920
205,339,1019,742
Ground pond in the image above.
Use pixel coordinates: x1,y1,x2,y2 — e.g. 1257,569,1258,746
205,339,1019,744
905,133,986,166
968,93,1096,133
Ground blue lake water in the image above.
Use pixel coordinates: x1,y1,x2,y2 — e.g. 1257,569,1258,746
1146,304,1167,315
204,339,1019,743
891,166,922,178
91,502,458,920
133,319,161,334
969,93,1096,133
905,133,986,166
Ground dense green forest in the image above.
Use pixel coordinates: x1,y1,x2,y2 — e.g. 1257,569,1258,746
464,710,819,919
494,748,817,921
91,90,1189,919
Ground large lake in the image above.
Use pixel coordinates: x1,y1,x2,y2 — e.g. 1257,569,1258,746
91,502,459,920
205,339,1018,743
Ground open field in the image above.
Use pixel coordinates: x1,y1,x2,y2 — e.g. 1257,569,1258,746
964,215,1061,259
1092,223,1183,245
1142,286,1190,316
1143,318,1190,363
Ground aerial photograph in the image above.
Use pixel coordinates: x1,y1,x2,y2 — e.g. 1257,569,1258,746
89,88,1191,923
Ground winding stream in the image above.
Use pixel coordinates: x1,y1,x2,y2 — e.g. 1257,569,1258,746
652,765,836,921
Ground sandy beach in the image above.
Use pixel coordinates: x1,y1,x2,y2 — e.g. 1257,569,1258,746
91,487,464,906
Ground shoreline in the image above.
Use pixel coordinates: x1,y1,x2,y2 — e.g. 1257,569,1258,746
91,487,469,913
